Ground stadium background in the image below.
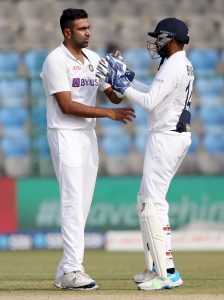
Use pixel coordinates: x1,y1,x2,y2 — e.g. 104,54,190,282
0,0,223,252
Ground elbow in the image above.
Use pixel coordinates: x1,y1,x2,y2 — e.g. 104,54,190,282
139,103,152,112
143,100,154,112
61,107,69,114
145,106,152,113
60,104,72,115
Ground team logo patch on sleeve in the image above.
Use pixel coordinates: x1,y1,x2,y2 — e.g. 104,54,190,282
187,65,194,76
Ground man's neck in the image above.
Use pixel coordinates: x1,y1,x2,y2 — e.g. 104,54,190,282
167,47,183,58
63,41,84,63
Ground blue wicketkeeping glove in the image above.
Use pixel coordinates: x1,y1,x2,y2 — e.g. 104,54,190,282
111,72,132,95
96,52,135,83
96,53,135,95
106,52,135,82
105,53,134,94
96,58,116,85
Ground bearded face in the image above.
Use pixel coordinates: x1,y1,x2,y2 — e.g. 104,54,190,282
147,33,174,59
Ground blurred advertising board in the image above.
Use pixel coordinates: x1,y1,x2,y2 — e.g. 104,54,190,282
16,176,224,232
105,229,224,251
0,232,105,250
0,178,17,233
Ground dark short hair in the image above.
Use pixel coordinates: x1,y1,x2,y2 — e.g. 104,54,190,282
60,8,88,32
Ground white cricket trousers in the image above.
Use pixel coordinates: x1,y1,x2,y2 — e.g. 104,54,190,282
47,128,99,278
138,132,191,266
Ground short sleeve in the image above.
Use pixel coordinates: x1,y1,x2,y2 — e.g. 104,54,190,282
41,53,71,95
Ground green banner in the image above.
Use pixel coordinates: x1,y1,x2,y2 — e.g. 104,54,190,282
168,176,224,229
18,178,60,231
88,177,140,231
17,176,224,231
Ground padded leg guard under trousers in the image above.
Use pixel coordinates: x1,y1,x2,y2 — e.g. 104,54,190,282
139,201,167,280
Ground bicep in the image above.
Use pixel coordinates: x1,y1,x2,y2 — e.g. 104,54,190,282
54,91,72,114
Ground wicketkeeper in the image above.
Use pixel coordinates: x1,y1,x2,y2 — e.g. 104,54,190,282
96,17,194,290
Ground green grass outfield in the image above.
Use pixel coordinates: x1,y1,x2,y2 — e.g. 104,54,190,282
0,250,224,299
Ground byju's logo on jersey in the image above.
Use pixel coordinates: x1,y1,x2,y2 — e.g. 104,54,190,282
72,78,99,87
72,78,80,87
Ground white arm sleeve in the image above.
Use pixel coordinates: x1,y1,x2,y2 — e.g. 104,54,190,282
99,80,123,98
41,54,70,95
98,79,111,91
124,66,177,112
133,79,150,93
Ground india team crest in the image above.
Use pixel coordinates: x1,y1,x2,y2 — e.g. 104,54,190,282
88,64,94,72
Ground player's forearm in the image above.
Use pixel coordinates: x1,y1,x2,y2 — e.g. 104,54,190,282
104,86,123,104
54,91,112,118
63,101,112,118
133,79,150,93
124,87,155,112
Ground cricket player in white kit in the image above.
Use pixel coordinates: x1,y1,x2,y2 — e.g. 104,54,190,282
97,17,194,290
41,8,135,291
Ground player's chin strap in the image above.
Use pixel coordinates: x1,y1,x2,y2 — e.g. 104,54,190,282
158,57,165,70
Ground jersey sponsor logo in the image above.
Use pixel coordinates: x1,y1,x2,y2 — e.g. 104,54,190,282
73,66,82,71
72,78,99,87
72,78,81,87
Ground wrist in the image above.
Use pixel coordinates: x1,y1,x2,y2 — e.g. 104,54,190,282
123,86,132,96
105,108,113,119
113,90,124,99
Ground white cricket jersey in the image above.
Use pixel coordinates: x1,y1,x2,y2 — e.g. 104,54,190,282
125,51,194,132
40,43,108,130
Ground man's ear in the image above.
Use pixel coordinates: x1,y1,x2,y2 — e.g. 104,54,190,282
63,28,71,39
